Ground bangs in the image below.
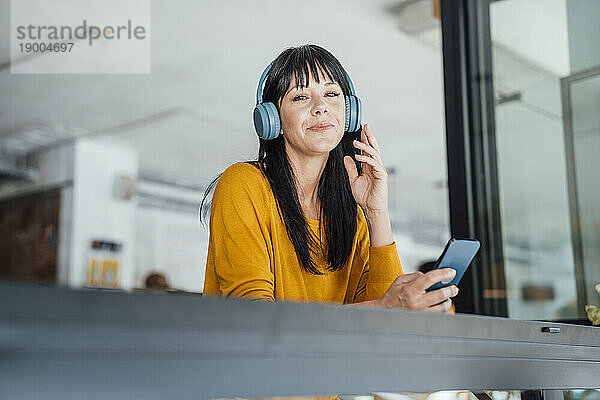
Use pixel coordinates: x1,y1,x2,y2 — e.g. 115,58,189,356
290,58,336,90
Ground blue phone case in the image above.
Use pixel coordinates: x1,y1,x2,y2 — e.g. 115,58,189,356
425,238,480,292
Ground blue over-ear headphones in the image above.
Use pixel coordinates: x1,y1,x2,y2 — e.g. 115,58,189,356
253,61,362,140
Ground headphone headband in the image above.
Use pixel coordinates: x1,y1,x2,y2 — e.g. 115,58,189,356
255,61,357,105
256,61,274,104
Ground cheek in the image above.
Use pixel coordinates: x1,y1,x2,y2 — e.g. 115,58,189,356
333,100,345,119
333,101,346,127
279,107,296,128
286,106,312,125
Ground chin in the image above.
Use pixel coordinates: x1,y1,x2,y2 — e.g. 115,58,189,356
311,138,342,154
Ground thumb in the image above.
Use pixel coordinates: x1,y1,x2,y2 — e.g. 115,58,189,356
344,155,358,182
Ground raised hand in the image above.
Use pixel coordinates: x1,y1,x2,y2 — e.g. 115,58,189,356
343,123,389,220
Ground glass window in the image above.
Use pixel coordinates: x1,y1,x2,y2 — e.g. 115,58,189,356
565,70,600,309
489,0,600,319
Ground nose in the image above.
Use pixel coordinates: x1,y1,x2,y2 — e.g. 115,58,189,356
311,98,328,116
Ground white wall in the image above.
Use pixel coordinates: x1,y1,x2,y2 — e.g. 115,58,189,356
55,137,139,289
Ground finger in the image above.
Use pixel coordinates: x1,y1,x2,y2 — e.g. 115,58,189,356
393,271,423,285
355,154,385,173
417,268,457,292
427,299,453,313
343,155,359,182
354,155,386,175
422,285,458,307
361,126,368,150
364,123,381,152
353,140,382,163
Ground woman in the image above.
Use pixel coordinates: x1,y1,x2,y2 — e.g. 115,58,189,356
202,44,458,311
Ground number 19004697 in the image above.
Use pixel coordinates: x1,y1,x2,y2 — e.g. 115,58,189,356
18,42,74,53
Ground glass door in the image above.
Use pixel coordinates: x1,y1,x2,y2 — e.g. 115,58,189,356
563,67,600,311
441,0,600,321
488,0,600,320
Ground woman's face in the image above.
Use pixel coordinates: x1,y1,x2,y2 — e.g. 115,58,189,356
278,69,345,158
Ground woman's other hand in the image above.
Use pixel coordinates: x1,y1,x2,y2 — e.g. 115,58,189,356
343,123,389,220
376,268,459,312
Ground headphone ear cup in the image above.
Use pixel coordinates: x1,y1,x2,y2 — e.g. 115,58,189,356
344,95,362,133
253,102,281,140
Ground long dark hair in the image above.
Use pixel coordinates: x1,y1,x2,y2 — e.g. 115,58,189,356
201,44,362,275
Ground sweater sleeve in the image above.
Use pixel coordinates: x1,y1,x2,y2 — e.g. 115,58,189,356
205,164,275,301
351,211,404,303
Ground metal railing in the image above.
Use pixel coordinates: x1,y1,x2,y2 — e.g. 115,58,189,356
0,281,598,400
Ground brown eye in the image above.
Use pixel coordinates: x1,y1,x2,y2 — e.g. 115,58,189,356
292,95,307,101
326,92,341,97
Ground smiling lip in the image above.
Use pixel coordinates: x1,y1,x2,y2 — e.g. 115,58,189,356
308,123,334,132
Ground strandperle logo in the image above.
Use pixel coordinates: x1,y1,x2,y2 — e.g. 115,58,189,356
15,19,147,46
11,0,150,74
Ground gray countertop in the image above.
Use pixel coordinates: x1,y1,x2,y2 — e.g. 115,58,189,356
1,282,599,399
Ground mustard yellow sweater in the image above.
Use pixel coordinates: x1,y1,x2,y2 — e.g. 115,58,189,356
203,162,404,304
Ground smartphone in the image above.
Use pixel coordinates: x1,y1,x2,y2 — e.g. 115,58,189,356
425,238,480,292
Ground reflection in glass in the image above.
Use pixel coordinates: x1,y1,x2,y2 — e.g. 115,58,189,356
490,28,578,320
214,391,600,400
564,390,600,400
489,0,600,320
565,71,600,309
